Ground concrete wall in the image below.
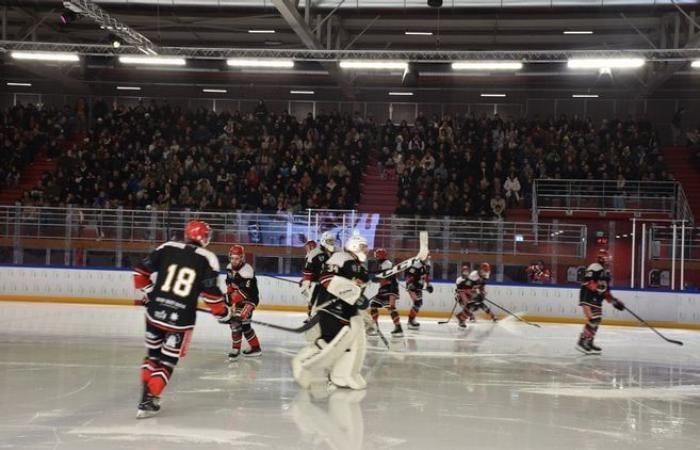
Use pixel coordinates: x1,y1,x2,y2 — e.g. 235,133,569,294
1,266,700,327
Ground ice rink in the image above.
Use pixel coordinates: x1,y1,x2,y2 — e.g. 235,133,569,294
1,302,700,450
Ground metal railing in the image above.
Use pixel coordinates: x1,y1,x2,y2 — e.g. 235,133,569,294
650,225,700,261
0,205,587,257
533,179,694,223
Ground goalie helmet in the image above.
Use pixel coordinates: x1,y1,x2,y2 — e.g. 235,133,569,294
229,244,245,268
184,220,211,248
320,231,336,252
479,262,491,279
345,235,368,263
374,248,388,260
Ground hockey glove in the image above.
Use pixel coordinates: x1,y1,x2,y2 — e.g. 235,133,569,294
426,284,434,294
612,298,625,311
217,306,235,324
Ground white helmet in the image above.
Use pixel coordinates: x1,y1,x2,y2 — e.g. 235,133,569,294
345,235,368,263
320,231,336,252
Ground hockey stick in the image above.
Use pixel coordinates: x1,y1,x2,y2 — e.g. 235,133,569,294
438,302,458,325
622,305,684,346
374,231,429,279
483,297,541,328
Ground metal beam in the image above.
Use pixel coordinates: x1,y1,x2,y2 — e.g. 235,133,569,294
2,7,6,41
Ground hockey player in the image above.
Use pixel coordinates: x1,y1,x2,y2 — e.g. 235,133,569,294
460,262,497,324
301,232,335,316
292,235,371,390
132,220,232,419
577,249,625,355
226,244,262,361
454,264,476,327
526,260,551,284
404,256,433,329
368,248,403,337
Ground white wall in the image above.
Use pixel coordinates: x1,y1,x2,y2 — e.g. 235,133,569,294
1,266,700,325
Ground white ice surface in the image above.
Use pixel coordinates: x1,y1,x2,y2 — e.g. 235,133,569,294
1,302,700,449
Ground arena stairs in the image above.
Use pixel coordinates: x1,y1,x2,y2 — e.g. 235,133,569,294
357,159,398,215
663,146,700,219
0,151,57,205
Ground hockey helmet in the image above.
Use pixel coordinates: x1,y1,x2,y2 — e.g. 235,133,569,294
229,244,245,267
461,264,471,276
184,220,212,247
479,262,491,279
597,248,610,264
320,231,336,252
345,235,368,263
304,240,317,252
374,248,388,260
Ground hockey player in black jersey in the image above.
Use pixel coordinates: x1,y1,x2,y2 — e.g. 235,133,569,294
456,262,497,326
577,249,625,355
226,244,262,361
133,220,232,418
300,232,335,316
454,264,476,327
404,256,433,329
292,235,371,390
368,248,403,337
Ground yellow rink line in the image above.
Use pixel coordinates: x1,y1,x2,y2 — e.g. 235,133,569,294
2,294,700,331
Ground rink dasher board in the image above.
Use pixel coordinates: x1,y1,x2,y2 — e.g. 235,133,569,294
1,265,700,330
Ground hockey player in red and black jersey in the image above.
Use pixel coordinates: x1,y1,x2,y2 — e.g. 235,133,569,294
226,244,262,361
577,249,625,355
456,262,497,326
368,248,403,337
454,264,476,327
404,256,433,329
526,260,551,284
132,220,232,419
292,235,370,390
300,232,335,316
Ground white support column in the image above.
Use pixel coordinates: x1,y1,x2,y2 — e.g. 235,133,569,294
640,223,646,289
681,222,685,291
671,223,677,290
630,218,636,288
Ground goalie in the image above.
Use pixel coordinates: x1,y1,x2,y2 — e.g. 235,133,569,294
292,235,371,390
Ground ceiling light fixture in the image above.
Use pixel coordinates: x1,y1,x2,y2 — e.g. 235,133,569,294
248,30,276,34
452,61,523,70
227,59,295,68
290,90,315,95
389,91,414,96
6,82,32,87
11,51,79,62
339,60,408,70
567,58,645,69
202,88,227,93
116,86,141,91
118,56,186,66
563,31,594,35
572,94,599,98
480,93,507,97
405,31,433,36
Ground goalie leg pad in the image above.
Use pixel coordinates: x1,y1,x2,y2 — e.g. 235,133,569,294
326,276,362,305
293,324,355,389
330,315,367,390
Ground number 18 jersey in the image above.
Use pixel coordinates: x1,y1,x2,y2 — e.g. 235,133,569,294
134,241,224,330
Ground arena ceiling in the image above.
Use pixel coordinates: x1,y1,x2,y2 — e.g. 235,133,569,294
1,0,699,100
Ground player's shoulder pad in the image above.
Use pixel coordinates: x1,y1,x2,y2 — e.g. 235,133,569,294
587,262,604,272
195,246,220,271
156,241,186,251
380,259,393,270
327,251,354,267
468,270,480,282
238,263,255,279
411,259,423,268
456,276,465,284
306,247,323,262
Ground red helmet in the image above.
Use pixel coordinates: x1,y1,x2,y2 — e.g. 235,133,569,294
229,244,245,266
304,240,317,252
374,248,388,260
184,220,211,247
479,262,491,279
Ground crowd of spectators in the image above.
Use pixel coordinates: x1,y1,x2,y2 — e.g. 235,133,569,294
382,112,670,218
7,99,372,213
3,99,673,220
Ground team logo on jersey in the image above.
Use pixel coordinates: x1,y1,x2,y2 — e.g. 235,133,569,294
170,312,179,322
165,334,180,348
154,310,167,320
